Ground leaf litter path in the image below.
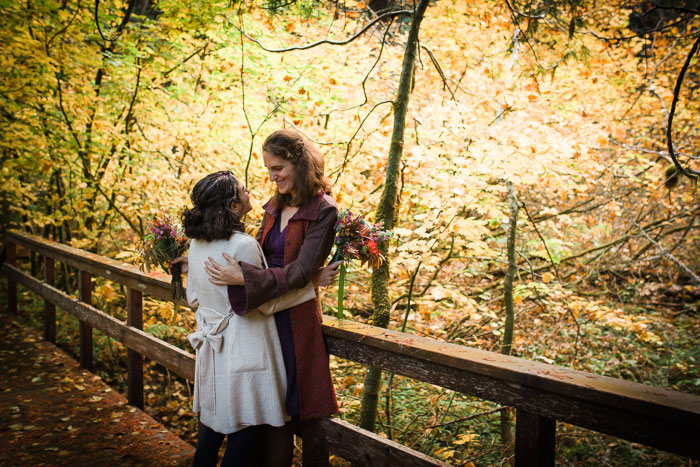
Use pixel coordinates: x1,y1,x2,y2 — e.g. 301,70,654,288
0,312,194,466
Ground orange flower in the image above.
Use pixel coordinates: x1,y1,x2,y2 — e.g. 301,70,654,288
367,240,379,256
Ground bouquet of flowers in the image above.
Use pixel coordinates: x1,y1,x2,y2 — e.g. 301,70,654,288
139,210,190,300
330,209,393,319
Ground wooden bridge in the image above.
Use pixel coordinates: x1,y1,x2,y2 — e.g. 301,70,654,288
0,311,194,466
2,230,699,466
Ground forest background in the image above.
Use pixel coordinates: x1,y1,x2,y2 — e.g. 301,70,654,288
1,0,699,465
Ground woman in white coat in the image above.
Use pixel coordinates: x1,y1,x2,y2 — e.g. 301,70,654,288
182,170,317,466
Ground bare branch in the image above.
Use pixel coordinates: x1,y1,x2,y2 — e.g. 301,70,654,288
521,201,562,284
607,137,699,165
163,42,210,78
427,406,507,429
47,0,82,50
54,72,83,151
667,33,700,179
352,15,395,112
332,100,394,183
649,3,700,17
235,10,412,53
94,0,136,44
282,118,336,145
419,44,456,100
503,0,546,20
582,15,698,42
502,0,542,66
632,219,700,283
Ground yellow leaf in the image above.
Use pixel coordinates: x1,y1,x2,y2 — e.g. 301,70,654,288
570,303,581,319
353,383,364,396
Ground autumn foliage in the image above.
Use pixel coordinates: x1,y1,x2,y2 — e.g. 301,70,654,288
1,0,698,464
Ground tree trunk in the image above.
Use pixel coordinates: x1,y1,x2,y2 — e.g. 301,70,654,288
359,0,431,433
499,181,520,457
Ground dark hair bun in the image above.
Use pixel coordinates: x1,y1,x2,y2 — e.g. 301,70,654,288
182,171,244,241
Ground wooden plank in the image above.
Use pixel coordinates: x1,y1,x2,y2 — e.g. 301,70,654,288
6,241,17,314
127,287,144,410
299,418,449,467
3,264,195,380
323,317,700,422
79,270,94,372
7,231,188,304
43,256,56,343
515,409,555,467
322,317,700,459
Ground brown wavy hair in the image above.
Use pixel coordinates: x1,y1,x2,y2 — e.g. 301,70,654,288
263,129,331,208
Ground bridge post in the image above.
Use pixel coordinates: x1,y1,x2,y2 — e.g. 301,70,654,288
44,256,56,343
514,409,556,467
78,270,94,372
127,287,144,409
6,241,17,314
300,419,329,467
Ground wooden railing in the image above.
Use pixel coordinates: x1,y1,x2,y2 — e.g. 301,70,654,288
1,230,699,466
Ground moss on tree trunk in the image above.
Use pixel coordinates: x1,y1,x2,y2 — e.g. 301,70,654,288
359,0,431,433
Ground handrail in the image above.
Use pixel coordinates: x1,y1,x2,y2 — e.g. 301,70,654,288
5,230,178,302
4,264,195,378
2,230,699,465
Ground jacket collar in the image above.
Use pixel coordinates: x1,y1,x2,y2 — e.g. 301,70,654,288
262,191,325,221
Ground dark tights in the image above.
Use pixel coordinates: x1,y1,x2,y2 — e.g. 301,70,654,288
193,424,262,467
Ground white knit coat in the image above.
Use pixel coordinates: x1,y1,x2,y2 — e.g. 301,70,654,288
186,231,315,434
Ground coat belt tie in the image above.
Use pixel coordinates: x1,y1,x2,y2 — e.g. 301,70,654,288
187,307,234,412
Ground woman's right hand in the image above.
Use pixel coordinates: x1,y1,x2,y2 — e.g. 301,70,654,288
171,256,189,274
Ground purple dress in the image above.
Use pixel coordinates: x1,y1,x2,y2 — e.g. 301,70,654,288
263,213,300,417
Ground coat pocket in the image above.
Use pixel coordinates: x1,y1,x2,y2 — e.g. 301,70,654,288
230,314,270,373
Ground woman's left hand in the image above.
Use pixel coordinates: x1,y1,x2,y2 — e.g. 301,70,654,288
313,261,342,287
205,253,244,285
170,256,189,274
